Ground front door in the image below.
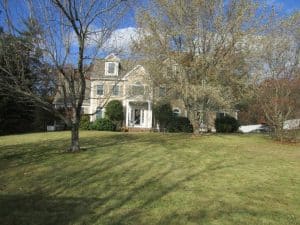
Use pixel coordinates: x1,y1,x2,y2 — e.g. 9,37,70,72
134,109,141,125
131,108,144,127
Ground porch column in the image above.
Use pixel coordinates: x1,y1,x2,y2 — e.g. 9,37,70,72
126,101,130,127
147,101,152,128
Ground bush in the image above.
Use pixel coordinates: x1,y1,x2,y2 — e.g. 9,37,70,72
79,115,91,130
90,118,116,131
153,102,173,130
105,100,124,124
215,115,239,133
167,116,193,133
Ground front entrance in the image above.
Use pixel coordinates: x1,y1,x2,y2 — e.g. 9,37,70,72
126,101,152,129
131,108,144,126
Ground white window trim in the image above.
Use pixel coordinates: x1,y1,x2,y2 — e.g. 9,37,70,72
96,107,103,119
105,62,118,76
159,85,166,97
112,85,120,96
132,82,145,96
96,84,104,96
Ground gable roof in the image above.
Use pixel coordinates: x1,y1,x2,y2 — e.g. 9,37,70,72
122,65,146,80
105,53,120,62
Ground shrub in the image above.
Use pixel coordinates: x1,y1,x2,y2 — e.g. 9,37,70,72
105,100,124,130
79,115,91,130
90,118,116,131
215,115,239,133
105,100,124,122
167,116,193,133
153,102,173,130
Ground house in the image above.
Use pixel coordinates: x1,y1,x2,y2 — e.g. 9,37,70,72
54,53,237,131
89,53,155,130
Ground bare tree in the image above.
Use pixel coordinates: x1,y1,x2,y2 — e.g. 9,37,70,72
133,0,266,134
0,0,131,151
254,12,300,141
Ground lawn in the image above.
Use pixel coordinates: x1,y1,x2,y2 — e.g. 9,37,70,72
0,131,299,225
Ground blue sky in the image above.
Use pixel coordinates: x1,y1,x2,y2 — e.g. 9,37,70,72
267,0,300,14
120,0,300,28
1,0,300,29
1,0,299,60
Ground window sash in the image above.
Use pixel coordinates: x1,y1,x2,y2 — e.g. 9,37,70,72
96,85,104,95
96,108,102,119
132,85,144,95
112,85,119,96
108,63,115,74
159,86,166,97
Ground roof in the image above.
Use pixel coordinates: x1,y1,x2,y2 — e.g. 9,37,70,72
90,58,138,80
105,53,120,62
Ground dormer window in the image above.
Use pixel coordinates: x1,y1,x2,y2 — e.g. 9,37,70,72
108,63,115,74
105,62,118,76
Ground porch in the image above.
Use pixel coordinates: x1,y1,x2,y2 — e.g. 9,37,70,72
124,100,152,129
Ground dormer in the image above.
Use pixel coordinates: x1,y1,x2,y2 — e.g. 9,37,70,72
105,53,120,76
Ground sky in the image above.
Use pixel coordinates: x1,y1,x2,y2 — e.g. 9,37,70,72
1,0,299,58
266,0,300,14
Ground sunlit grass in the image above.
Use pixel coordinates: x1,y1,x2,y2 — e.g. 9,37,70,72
0,131,299,225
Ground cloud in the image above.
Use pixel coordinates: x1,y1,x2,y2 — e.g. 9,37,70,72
71,26,139,53
103,27,139,53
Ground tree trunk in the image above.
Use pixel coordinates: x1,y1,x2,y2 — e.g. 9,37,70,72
188,110,200,135
70,122,80,152
192,120,200,135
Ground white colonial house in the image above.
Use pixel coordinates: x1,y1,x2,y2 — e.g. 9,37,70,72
88,53,155,130
53,53,237,131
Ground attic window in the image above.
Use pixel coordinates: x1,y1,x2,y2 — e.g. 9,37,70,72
105,62,118,76
108,63,115,74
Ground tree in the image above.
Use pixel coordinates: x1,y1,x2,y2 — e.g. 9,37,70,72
258,79,299,140
153,101,173,130
0,0,131,151
133,0,265,134
253,12,300,141
0,20,47,134
105,100,124,129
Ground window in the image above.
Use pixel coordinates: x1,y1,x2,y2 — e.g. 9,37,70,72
159,86,166,97
173,108,181,117
96,107,102,119
132,82,144,96
108,63,115,74
96,84,104,95
216,112,226,119
112,85,119,96
105,62,118,76
172,64,178,73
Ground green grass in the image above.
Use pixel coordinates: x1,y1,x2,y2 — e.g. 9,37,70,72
0,131,299,225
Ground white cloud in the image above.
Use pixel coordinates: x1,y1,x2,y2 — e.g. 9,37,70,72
103,27,139,52
72,26,139,53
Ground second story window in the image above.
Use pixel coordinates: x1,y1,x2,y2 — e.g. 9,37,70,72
112,85,119,96
96,84,104,95
159,86,166,97
132,82,144,96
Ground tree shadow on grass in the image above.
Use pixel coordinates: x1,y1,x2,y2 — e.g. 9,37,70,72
0,193,98,225
0,133,184,168
1,132,269,225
